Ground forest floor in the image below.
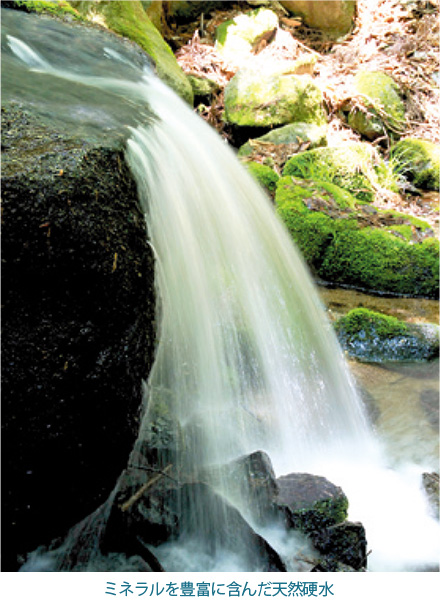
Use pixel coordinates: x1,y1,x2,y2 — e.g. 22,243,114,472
163,0,440,231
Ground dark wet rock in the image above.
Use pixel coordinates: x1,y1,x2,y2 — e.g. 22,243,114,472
312,521,368,570
201,450,280,525
422,472,439,520
1,103,156,570
276,473,349,534
107,475,286,572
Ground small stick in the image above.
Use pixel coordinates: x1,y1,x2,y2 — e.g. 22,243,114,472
120,464,173,513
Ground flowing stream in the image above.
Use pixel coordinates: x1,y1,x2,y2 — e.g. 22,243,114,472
3,9,439,572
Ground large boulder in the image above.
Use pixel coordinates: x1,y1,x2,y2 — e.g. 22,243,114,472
335,308,439,362
224,63,326,128
280,1,356,36
1,103,156,570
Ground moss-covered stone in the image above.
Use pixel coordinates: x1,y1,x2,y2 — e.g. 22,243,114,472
187,74,221,103
275,175,439,297
283,143,399,202
335,308,439,361
215,8,279,63
320,228,439,298
245,161,279,194
348,71,406,140
70,1,193,103
276,473,349,534
390,138,440,191
238,122,327,158
224,65,326,128
280,1,356,37
4,0,82,19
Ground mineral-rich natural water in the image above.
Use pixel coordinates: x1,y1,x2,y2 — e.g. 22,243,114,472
3,9,439,572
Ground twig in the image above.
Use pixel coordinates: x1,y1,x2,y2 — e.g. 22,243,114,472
120,464,173,513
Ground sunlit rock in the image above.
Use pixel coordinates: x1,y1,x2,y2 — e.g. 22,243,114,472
280,0,356,36
224,63,326,127
347,71,406,141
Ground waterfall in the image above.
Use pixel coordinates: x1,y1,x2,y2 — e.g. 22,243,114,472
3,9,439,572
126,72,374,470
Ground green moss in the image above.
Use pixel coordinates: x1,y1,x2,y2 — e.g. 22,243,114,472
336,308,409,339
335,308,439,361
390,138,440,191
71,1,193,103
348,71,406,140
276,176,358,266
275,176,439,297
291,495,349,534
246,161,279,194
283,143,398,202
320,228,439,297
11,0,82,19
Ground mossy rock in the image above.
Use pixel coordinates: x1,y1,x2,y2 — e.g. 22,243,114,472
238,122,327,158
283,143,399,202
348,71,406,140
187,74,221,102
275,175,439,297
3,0,82,19
245,161,280,194
335,308,439,362
390,138,440,191
276,473,349,534
215,8,279,63
70,1,193,103
280,0,356,37
321,229,439,298
224,65,326,128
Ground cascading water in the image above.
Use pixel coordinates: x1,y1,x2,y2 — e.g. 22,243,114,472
3,9,439,572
